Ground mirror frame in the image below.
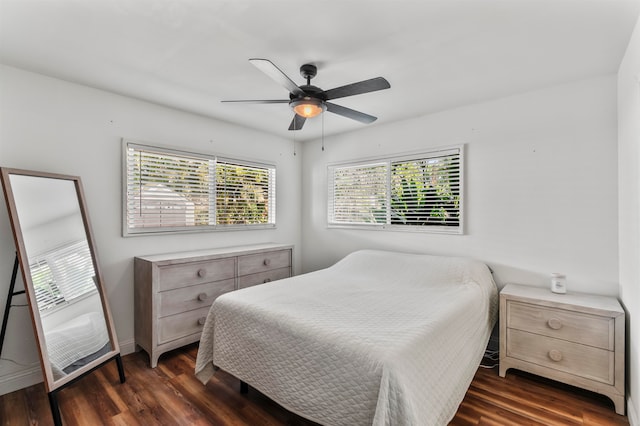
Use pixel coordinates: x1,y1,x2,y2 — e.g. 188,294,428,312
0,167,121,393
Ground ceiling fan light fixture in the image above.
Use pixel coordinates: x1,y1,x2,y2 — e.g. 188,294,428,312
291,97,325,118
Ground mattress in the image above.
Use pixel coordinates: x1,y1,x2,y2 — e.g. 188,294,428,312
195,249,498,425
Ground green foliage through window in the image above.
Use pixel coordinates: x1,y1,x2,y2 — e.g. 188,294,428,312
328,147,462,233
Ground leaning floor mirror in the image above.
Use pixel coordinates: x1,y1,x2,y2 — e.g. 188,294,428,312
0,168,124,425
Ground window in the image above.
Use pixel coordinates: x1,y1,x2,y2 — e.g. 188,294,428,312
124,141,276,235
328,146,463,233
29,240,97,312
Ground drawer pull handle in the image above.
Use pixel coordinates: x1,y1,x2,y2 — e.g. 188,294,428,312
263,278,272,283
263,258,271,266
197,292,207,301
548,349,563,362
547,318,562,330
197,268,207,278
198,317,206,326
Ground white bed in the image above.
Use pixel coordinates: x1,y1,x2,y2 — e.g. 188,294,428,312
195,249,498,425
46,311,110,378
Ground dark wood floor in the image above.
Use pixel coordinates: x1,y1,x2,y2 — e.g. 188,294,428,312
1,344,628,425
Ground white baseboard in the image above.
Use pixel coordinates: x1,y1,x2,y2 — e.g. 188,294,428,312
0,365,42,396
0,338,137,396
629,395,638,426
118,338,136,356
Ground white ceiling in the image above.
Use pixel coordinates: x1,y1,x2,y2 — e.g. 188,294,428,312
1,0,638,141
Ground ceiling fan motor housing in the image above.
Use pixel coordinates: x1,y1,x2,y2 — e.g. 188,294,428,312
289,84,326,101
300,63,317,80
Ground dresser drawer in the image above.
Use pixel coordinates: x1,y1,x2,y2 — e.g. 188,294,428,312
237,266,291,289
507,301,612,350
158,258,236,291
159,278,235,318
238,249,291,276
507,329,613,384
158,307,210,344
135,244,294,368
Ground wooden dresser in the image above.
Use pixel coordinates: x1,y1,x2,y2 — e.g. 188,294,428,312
134,243,293,367
499,284,625,415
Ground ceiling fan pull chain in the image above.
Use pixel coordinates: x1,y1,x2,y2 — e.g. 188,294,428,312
293,116,297,156
321,112,325,152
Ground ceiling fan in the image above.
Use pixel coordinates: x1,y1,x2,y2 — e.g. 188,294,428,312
222,59,391,131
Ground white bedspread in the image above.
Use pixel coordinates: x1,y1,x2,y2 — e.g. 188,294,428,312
45,311,110,371
195,250,498,425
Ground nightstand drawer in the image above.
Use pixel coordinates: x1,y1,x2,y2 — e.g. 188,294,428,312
158,278,235,318
507,301,612,350
237,266,291,289
238,250,291,276
507,329,613,384
158,258,236,291
158,307,210,344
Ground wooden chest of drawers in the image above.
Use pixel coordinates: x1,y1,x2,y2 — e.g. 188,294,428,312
499,284,625,415
134,243,293,367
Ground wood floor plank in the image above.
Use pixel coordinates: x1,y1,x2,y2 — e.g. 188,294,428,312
93,368,130,414
582,407,630,426
108,410,143,426
465,378,583,424
1,388,30,426
455,391,551,426
0,344,629,425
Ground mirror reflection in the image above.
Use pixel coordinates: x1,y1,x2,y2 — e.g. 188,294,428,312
8,174,111,379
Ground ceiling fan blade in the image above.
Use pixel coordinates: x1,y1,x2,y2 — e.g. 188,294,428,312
221,99,290,104
326,102,377,124
249,58,305,96
323,77,390,100
288,114,306,131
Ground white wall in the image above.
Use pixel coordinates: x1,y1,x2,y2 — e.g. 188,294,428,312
23,214,85,257
618,15,640,426
301,75,619,299
0,65,302,393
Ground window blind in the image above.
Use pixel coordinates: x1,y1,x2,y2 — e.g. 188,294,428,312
328,146,463,233
30,240,96,312
124,142,276,235
216,161,276,226
328,162,388,225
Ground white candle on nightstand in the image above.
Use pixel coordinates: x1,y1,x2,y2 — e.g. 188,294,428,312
550,273,567,294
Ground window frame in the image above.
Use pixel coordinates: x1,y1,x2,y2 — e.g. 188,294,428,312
122,139,277,236
327,145,464,234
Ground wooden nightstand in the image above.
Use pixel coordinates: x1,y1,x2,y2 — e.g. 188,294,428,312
499,284,625,415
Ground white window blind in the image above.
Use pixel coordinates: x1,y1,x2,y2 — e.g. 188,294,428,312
329,162,388,225
328,146,463,233
124,142,276,235
29,240,97,312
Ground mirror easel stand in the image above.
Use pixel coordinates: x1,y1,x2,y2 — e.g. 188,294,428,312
1,252,125,426
47,354,125,426
0,255,23,357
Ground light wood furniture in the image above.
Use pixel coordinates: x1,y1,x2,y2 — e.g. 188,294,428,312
134,243,293,367
499,283,625,415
